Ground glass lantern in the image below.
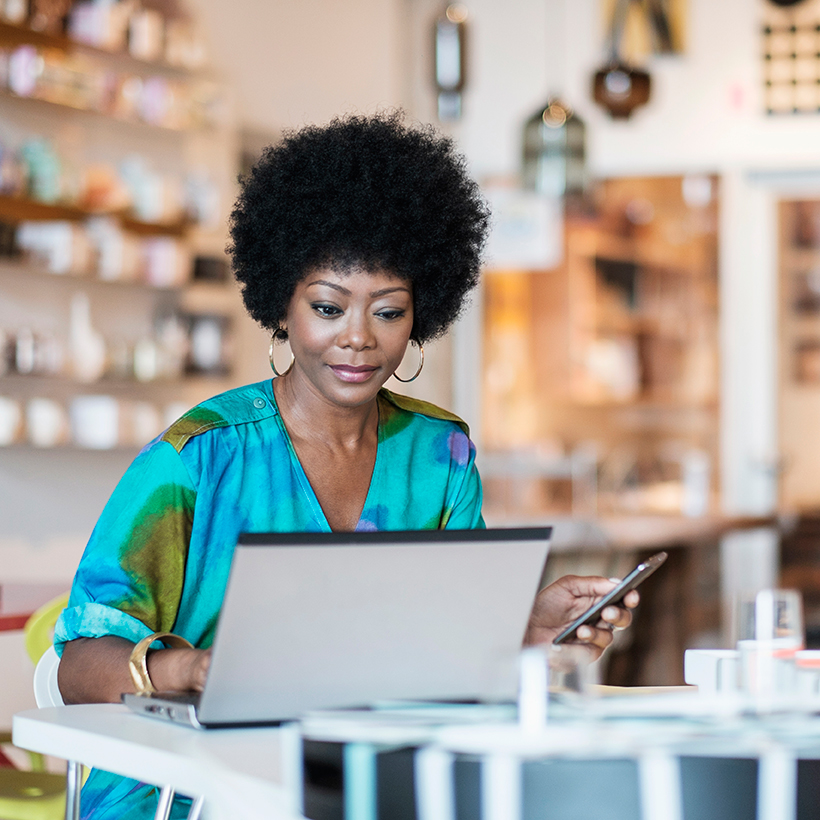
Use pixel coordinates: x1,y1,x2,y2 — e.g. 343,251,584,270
521,98,587,209
434,4,469,121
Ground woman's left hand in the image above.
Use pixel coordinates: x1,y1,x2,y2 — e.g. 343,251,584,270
523,575,639,660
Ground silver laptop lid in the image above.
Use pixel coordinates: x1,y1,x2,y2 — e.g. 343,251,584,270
197,527,551,726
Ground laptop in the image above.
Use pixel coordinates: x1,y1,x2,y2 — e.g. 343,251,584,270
122,527,551,728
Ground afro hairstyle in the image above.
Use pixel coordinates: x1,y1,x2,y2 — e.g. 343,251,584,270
227,112,490,344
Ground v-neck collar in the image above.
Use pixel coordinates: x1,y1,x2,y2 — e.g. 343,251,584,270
264,379,383,532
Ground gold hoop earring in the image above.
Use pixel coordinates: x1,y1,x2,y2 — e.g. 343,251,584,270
392,341,424,383
269,328,294,378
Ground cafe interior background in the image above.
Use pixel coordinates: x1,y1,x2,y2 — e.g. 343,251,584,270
2,0,820,725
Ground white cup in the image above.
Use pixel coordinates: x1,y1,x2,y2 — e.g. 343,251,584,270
129,401,162,446
735,589,804,697
684,648,739,694
70,395,120,449
738,639,799,696
26,398,68,447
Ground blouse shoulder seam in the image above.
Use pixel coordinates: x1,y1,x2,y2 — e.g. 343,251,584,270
379,388,470,436
162,381,276,453
162,419,230,452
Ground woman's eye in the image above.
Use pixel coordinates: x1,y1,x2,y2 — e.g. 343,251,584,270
377,309,405,321
312,304,341,317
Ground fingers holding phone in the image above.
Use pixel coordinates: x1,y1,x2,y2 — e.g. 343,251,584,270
524,551,666,661
574,588,640,648
524,575,640,659
553,552,667,644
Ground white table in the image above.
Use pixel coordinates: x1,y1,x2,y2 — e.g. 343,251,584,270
13,704,306,820
15,698,820,820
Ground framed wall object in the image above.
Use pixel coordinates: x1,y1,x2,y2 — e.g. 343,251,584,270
761,0,820,114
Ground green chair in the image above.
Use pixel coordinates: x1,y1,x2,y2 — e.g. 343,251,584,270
0,593,72,820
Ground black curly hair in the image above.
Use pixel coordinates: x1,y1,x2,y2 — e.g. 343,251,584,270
227,112,490,344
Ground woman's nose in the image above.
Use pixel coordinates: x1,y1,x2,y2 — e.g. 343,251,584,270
339,314,375,349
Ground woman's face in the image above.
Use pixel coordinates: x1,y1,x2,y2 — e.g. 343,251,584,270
283,266,414,407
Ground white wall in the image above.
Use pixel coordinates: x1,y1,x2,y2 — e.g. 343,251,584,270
191,0,409,131
414,0,820,179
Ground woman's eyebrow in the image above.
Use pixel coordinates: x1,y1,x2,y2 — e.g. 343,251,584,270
306,280,410,298
306,279,351,295
370,286,411,298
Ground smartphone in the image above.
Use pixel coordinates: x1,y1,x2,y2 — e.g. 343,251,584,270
551,551,668,645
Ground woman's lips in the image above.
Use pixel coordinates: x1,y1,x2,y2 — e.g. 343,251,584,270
330,364,378,383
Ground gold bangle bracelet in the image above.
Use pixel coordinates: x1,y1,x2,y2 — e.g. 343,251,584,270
128,631,194,696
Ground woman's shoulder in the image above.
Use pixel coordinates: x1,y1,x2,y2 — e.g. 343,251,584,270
161,380,276,452
378,388,470,437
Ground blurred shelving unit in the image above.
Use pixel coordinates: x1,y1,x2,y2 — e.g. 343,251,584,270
0,11,242,452
481,174,720,523
777,200,820,645
479,175,723,684
778,200,820,509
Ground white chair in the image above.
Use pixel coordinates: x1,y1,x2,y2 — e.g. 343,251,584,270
34,644,204,820
33,646,64,710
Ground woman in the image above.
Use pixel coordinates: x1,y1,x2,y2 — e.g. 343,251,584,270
55,114,636,819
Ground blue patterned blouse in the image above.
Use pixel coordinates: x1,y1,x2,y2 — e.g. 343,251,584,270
55,379,484,820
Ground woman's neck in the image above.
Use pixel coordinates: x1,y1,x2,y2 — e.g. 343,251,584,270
272,373,379,451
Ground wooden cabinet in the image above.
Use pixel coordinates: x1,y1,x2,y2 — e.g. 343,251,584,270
0,16,241,451
778,200,820,509
777,202,820,645
481,175,720,521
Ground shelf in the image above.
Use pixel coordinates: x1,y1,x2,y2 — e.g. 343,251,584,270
0,194,190,236
592,312,664,336
0,257,185,292
0,372,233,393
0,20,204,79
785,315,820,336
564,396,717,411
0,86,201,133
0,442,141,453
782,247,820,270
570,230,709,276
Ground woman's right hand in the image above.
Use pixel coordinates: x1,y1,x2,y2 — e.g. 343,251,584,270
59,636,211,704
149,646,211,693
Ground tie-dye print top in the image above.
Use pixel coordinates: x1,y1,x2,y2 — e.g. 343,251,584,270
55,379,484,655
54,380,484,820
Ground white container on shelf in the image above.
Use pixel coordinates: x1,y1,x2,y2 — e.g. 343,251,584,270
16,221,93,276
70,395,119,449
26,398,68,448
128,401,163,446
69,292,107,383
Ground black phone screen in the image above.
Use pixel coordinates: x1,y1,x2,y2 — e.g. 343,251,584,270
551,551,668,645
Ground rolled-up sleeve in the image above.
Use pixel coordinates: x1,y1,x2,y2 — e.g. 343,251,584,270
54,439,196,655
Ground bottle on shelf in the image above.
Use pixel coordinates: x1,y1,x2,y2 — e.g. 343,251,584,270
68,290,106,383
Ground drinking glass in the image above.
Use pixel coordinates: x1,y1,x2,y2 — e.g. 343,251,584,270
548,643,598,696
517,644,598,731
735,589,804,697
